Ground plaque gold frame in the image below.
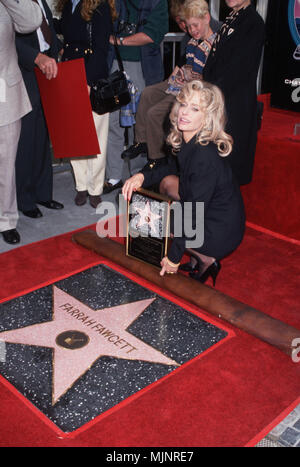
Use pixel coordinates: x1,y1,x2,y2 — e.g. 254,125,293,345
126,188,172,268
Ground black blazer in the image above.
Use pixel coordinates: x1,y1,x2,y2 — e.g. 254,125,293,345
142,139,245,264
15,0,62,107
54,0,112,86
203,5,265,185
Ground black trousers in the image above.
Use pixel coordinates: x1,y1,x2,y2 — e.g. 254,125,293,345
15,100,53,211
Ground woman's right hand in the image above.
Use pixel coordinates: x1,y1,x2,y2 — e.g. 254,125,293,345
122,173,144,201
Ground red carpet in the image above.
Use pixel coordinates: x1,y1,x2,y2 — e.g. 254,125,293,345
0,223,299,447
241,94,300,241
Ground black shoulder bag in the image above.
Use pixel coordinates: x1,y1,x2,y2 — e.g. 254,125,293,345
87,22,131,115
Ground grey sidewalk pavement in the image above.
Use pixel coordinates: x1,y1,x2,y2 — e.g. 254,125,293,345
256,405,300,447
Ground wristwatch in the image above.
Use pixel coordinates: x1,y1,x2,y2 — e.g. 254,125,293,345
119,36,125,46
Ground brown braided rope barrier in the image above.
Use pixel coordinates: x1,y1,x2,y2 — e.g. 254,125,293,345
72,230,300,358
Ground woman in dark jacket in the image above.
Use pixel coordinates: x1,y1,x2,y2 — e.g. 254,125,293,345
122,80,245,285
203,0,265,185
54,0,116,207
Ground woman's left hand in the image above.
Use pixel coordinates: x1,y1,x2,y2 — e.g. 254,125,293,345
160,257,179,276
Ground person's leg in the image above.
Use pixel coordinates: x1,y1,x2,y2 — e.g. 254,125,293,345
86,111,109,206
159,175,218,281
16,102,61,214
145,93,175,160
134,80,169,144
15,108,38,211
34,104,53,204
105,93,126,181
105,61,145,190
70,157,89,205
0,120,20,237
124,81,175,161
159,174,180,201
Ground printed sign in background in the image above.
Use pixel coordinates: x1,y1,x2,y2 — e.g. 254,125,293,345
269,0,300,111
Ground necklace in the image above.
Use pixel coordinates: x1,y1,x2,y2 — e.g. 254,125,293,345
211,9,241,56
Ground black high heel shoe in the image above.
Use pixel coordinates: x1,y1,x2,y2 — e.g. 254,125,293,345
179,260,199,272
189,260,221,286
179,252,204,273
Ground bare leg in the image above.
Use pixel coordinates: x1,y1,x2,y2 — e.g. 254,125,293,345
160,175,217,279
159,175,180,201
186,248,215,274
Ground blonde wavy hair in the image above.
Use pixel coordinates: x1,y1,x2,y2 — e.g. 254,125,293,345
55,0,117,22
167,80,233,157
181,0,209,20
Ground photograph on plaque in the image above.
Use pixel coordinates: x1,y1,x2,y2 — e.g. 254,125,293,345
126,188,172,268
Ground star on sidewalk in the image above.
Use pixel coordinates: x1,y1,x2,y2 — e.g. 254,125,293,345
0,287,179,404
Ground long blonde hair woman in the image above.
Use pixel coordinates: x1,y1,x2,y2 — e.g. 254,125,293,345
123,80,245,284
167,80,233,156
55,0,117,22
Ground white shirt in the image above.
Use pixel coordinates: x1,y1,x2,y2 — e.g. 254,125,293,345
71,0,81,13
36,0,51,52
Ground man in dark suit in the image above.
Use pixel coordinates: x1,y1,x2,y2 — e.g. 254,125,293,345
15,0,64,218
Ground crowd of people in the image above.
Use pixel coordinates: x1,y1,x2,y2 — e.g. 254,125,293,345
0,0,265,284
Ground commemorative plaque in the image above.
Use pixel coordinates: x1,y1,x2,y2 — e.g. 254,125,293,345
126,188,172,268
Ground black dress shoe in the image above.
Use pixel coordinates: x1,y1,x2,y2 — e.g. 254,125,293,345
1,229,20,244
121,142,148,160
102,180,123,195
22,207,43,218
89,194,102,208
74,191,88,206
37,200,64,209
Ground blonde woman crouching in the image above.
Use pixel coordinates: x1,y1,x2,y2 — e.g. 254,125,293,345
122,80,245,285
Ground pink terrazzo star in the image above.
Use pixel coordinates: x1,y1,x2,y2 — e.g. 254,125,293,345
0,287,178,404
134,201,162,235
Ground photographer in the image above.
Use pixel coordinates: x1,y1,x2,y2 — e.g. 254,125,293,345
102,0,169,195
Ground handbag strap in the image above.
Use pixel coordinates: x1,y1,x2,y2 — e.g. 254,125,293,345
86,21,124,73
112,35,125,73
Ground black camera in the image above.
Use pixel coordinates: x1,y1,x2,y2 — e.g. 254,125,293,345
118,20,138,36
